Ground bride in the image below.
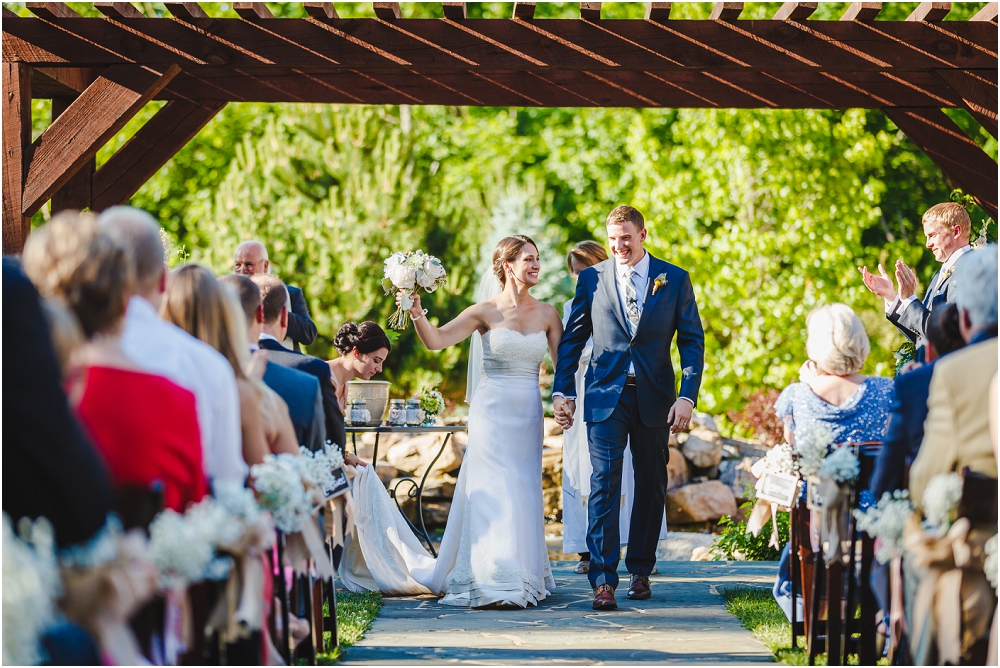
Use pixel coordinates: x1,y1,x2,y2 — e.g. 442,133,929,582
340,235,562,607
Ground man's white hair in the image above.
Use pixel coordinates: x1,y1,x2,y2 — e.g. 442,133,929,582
805,303,870,376
954,244,998,332
235,240,269,261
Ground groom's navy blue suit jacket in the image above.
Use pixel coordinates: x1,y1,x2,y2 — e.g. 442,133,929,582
555,254,705,427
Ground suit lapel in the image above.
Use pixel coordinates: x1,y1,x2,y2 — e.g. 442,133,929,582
923,270,941,306
597,263,629,336
635,255,664,337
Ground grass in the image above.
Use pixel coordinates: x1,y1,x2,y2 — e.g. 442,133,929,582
315,590,384,665
720,587,887,666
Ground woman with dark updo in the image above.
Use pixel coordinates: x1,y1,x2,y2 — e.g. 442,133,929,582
327,321,392,410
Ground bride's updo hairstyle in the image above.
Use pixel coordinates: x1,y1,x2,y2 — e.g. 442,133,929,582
334,321,392,356
493,234,539,287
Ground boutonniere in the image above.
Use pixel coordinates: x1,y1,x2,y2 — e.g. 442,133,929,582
652,273,668,295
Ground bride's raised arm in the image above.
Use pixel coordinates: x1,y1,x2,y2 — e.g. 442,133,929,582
401,292,486,351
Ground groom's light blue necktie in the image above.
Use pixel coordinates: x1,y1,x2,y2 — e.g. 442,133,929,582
624,268,640,336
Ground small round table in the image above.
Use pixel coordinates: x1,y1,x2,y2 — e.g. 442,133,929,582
346,425,467,556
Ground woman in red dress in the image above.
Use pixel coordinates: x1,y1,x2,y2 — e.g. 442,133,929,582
23,212,207,512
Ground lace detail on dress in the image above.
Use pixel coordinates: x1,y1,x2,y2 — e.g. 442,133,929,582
484,328,548,364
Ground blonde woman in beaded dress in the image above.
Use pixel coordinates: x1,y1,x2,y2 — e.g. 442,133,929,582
341,236,560,607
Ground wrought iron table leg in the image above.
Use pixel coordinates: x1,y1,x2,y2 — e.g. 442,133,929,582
372,432,380,467
388,430,454,557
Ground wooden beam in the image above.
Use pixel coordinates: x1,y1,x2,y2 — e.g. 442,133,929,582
234,2,274,20
2,63,33,254
709,2,744,20
580,3,602,20
513,2,536,20
906,2,951,22
645,2,670,21
841,2,882,21
21,64,181,218
883,107,998,220
32,67,94,97
163,2,208,19
373,2,401,20
25,2,80,19
773,2,817,20
303,2,338,19
934,69,998,138
95,2,144,19
971,2,997,22
50,96,93,213
442,2,466,20
2,7,18,18
92,99,225,210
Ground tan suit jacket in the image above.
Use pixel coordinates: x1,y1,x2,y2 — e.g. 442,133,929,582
909,337,998,510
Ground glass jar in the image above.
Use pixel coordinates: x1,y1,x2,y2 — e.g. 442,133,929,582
387,399,407,426
348,399,370,426
405,399,423,426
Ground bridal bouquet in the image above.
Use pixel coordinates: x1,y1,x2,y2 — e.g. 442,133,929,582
382,250,447,329
853,490,913,564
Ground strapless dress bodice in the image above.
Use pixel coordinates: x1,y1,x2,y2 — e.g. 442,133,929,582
482,328,547,378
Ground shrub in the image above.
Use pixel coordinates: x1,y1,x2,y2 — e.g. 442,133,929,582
727,389,784,446
713,496,789,561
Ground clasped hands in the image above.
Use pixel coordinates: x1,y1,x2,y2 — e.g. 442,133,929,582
859,259,918,302
553,394,693,434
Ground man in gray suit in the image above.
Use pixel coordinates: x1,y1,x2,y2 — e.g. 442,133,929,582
860,202,972,360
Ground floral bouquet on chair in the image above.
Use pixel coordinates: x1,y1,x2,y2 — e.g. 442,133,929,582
382,250,447,330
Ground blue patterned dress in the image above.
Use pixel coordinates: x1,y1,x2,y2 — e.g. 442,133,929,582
771,376,893,621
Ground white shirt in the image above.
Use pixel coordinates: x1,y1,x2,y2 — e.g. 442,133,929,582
888,245,972,312
122,296,247,484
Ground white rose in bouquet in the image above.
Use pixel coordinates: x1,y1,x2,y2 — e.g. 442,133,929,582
382,249,448,329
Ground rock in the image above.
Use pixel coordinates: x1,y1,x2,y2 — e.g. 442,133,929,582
655,531,718,561
666,446,689,490
384,433,464,476
668,431,679,447
666,481,738,523
691,411,718,433
722,437,770,461
720,457,758,500
421,471,458,499
422,500,452,527
543,435,563,451
690,464,719,480
375,461,398,486
680,428,723,468
545,418,563,437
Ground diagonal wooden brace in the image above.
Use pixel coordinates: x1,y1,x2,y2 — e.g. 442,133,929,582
92,99,226,211
883,106,998,220
933,69,998,139
21,63,180,219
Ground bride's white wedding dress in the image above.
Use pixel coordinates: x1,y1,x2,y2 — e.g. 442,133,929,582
340,327,555,607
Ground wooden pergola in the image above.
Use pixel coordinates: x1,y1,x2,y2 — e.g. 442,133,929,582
3,1,997,254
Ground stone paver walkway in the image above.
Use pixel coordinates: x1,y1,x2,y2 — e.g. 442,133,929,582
340,561,777,665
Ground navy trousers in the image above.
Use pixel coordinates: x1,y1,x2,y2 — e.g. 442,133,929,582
585,385,670,590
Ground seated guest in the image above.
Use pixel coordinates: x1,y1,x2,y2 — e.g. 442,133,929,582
219,273,327,452
101,207,246,487
327,322,392,411
250,274,356,462
2,257,113,548
771,303,893,621
775,303,893,445
160,265,297,462
870,303,966,498
22,213,206,512
909,245,998,511
234,241,316,351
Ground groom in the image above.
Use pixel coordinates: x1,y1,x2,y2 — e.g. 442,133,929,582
553,205,704,610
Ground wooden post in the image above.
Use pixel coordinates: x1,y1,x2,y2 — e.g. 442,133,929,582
51,96,94,214
2,63,32,254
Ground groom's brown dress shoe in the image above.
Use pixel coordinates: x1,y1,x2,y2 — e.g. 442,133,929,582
627,575,651,600
593,584,617,610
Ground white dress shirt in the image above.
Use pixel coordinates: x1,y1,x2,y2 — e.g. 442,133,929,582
122,296,247,484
